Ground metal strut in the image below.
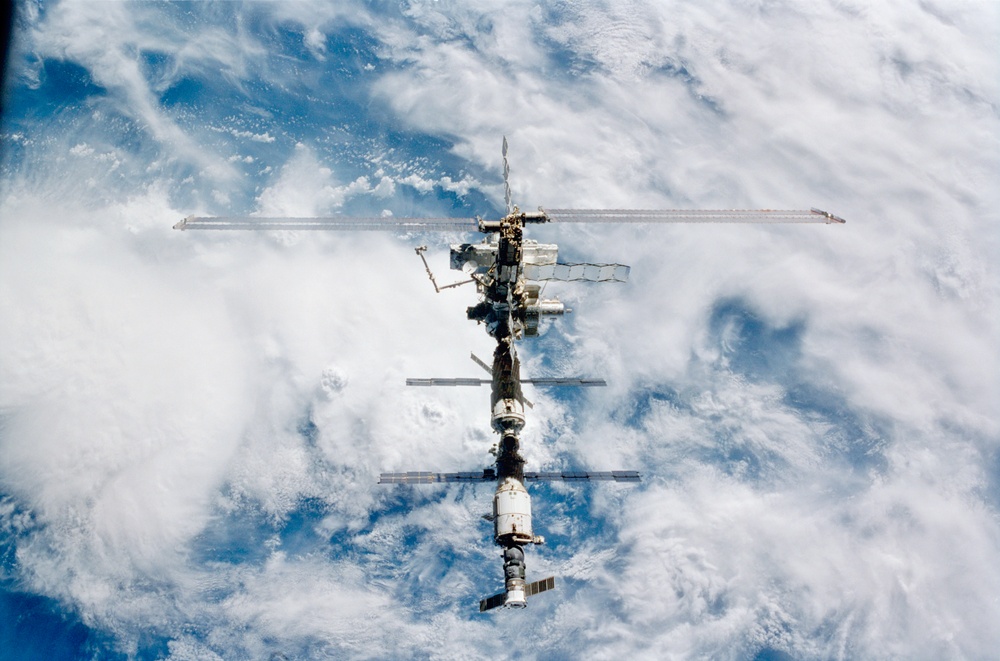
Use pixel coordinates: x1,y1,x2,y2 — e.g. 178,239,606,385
414,246,475,293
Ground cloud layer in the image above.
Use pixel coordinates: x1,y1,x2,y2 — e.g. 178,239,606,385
2,1,998,659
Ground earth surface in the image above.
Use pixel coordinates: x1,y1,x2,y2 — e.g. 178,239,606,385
1,2,998,659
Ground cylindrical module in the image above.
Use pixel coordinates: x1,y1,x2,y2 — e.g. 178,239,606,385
493,478,533,545
491,396,525,434
535,299,565,315
502,546,528,608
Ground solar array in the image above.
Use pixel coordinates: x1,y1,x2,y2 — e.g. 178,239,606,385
174,207,845,232
173,216,478,231
522,262,630,283
542,208,845,224
379,470,640,484
406,377,608,387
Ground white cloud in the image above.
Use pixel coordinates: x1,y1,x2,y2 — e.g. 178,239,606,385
254,144,363,215
1,1,998,658
304,27,327,61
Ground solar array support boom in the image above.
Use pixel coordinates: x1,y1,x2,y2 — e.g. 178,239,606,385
173,208,845,232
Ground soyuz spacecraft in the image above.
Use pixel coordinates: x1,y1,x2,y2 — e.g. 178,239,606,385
175,138,845,611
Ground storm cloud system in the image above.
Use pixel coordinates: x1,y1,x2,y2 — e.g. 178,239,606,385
1,2,998,659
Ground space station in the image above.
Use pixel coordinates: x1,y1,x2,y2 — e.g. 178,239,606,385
175,138,844,611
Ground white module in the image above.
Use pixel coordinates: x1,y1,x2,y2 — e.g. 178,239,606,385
504,582,527,608
493,478,533,545
491,396,525,434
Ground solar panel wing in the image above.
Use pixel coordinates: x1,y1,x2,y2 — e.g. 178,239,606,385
379,470,495,484
523,263,630,283
523,472,561,481
522,471,641,482
406,378,489,386
526,576,555,597
479,592,506,612
541,209,842,224
174,216,481,231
